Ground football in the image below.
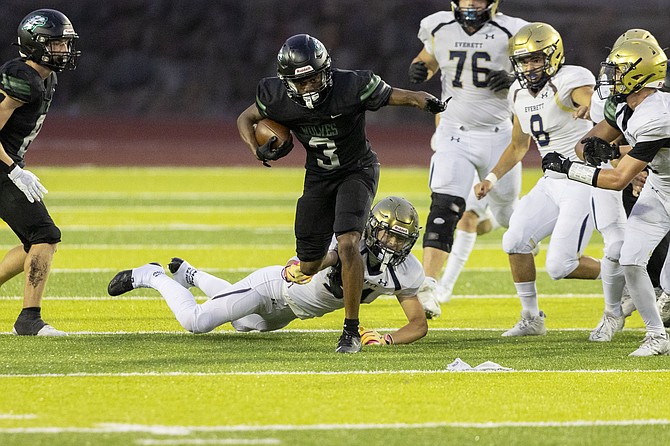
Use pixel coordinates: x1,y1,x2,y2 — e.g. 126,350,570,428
255,118,292,149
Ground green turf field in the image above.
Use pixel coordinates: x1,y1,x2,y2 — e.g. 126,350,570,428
1,167,669,446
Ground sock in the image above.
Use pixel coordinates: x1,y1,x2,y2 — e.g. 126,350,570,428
18,307,41,319
515,281,539,317
439,229,477,293
601,257,625,316
344,318,359,336
14,307,46,335
624,265,666,334
193,270,231,298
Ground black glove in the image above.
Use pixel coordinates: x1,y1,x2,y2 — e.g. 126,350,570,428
581,136,620,166
256,136,294,167
485,70,515,92
424,96,449,114
542,151,572,174
409,61,428,84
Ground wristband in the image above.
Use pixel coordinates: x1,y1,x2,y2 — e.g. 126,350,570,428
383,333,394,345
567,163,600,186
484,172,498,187
1,162,16,174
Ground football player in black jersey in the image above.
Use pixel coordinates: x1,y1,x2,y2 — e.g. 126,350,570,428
238,34,446,353
0,9,79,336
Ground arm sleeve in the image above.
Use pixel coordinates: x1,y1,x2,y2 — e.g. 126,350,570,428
358,71,392,111
0,65,36,103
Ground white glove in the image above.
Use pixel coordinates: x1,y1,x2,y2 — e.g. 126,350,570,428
8,165,48,203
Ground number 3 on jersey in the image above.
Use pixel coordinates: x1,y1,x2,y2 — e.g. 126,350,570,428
310,136,341,170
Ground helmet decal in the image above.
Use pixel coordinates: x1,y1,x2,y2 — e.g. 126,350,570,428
22,15,48,32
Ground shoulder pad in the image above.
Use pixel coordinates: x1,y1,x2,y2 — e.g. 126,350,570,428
0,59,42,103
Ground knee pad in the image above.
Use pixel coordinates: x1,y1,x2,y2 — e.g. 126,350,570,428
545,256,579,280
502,227,534,255
422,193,465,252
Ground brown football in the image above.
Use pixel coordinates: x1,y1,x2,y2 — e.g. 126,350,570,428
255,118,292,149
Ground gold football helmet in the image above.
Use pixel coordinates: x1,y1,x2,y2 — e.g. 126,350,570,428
597,39,667,102
451,0,499,31
509,22,565,91
612,28,658,49
365,196,420,270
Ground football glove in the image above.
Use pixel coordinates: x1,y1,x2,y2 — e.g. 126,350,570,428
424,96,448,114
8,165,47,203
282,260,312,285
256,136,294,167
542,152,572,175
408,61,428,84
358,327,391,345
581,136,620,166
485,70,515,92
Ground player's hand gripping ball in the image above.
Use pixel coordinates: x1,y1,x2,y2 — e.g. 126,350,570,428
255,119,294,166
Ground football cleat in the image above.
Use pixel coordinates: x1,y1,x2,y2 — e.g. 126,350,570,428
108,263,163,296
435,283,452,304
629,332,670,357
588,311,625,342
335,331,361,353
656,291,670,328
502,310,547,337
417,277,441,319
168,257,197,288
12,322,67,337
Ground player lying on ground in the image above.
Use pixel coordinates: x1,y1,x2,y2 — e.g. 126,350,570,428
107,196,428,346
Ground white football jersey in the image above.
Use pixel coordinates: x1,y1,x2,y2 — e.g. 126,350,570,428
418,11,527,128
285,245,425,320
612,91,670,192
509,65,595,161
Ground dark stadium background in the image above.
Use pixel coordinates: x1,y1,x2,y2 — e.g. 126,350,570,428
1,0,667,167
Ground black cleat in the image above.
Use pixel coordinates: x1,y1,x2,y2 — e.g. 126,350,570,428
107,262,162,296
168,257,184,274
335,331,362,354
107,269,134,296
167,257,196,288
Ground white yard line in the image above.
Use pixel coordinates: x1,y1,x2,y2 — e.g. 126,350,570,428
0,293,605,300
1,419,669,435
1,327,642,336
1,368,668,379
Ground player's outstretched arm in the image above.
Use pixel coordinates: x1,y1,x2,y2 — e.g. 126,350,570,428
387,88,447,114
388,295,428,345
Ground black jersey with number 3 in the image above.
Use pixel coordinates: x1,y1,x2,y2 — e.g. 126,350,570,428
0,58,56,167
255,69,393,176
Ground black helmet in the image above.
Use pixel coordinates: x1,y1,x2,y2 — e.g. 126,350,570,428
17,9,80,72
451,1,499,32
277,34,332,109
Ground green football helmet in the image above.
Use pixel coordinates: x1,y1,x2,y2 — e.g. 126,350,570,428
17,9,79,72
